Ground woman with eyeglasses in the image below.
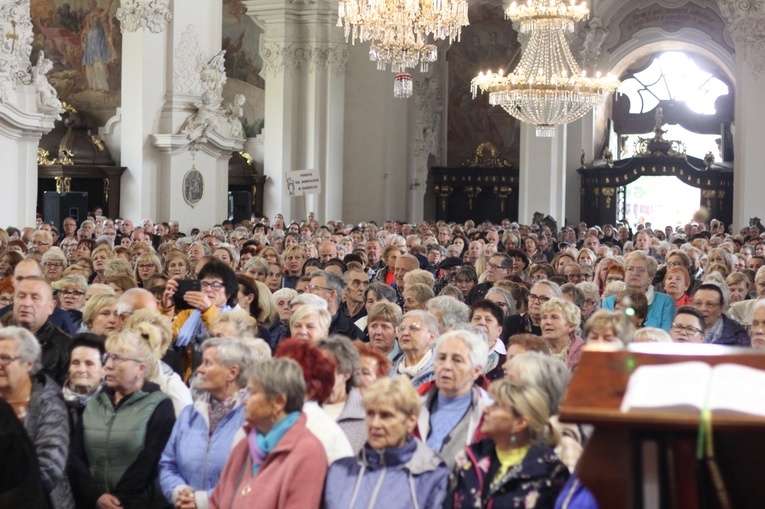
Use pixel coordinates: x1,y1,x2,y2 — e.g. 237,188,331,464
69,327,175,509
134,252,162,289
162,259,240,381
502,281,562,339
0,327,74,509
390,310,439,389
42,248,68,283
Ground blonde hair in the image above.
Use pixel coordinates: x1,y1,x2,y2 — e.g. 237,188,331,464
403,269,435,289
134,252,162,283
540,297,581,335
106,327,162,380
254,280,278,323
289,304,331,335
82,294,118,328
211,309,259,340
583,309,635,346
489,379,559,447
362,375,421,419
124,309,173,355
403,283,435,307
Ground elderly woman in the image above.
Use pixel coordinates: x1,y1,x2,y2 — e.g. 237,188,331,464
0,327,73,509
162,259,239,380
164,250,191,279
324,376,449,508
583,309,636,349
503,280,563,338
42,248,68,283
418,329,490,469
362,282,398,315
269,287,297,348
241,257,268,283
614,288,649,330
318,335,367,452
63,334,106,428
448,379,569,508
159,338,255,509
486,287,517,317
366,301,403,360
469,300,506,380
289,303,331,343
664,265,693,308
540,297,585,369
726,272,751,304
209,358,328,508
603,251,676,331
81,293,119,336
135,252,162,289
69,327,175,509
89,245,114,284
354,342,392,393
577,281,601,321
402,282,435,312
426,295,470,334
390,310,439,389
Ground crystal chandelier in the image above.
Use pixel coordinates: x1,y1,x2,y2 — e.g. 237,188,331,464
471,0,619,137
337,0,469,98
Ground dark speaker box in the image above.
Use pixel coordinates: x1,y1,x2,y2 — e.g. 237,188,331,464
228,191,252,224
44,192,88,231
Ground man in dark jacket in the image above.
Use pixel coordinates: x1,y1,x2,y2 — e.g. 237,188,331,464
1,277,71,385
307,270,363,339
692,282,750,346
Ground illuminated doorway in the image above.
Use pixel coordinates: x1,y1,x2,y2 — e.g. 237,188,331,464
624,176,701,231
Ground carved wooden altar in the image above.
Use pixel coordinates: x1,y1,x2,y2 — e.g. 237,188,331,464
37,107,126,219
429,142,519,223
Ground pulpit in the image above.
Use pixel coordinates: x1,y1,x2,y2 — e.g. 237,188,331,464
560,344,765,509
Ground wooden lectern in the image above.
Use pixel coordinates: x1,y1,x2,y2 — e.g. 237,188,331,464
559,343,765,509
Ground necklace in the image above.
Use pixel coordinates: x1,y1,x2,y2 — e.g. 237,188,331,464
551,337,572,362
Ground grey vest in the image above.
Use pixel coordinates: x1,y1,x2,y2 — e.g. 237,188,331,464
82,388,168,493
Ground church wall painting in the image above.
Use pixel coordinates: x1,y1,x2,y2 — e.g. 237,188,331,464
31,0,121,125
222,0,264,138
446,0,521,168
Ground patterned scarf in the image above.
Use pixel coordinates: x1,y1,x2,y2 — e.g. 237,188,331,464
208,388,246,434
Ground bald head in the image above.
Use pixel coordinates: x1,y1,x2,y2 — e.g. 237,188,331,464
319,241,338,263
116,288,158,327
14,259,44,286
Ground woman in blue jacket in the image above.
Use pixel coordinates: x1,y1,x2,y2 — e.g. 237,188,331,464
323,376,448,509
159,338,255,508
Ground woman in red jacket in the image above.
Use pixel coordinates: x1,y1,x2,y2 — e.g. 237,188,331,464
210,358,327,509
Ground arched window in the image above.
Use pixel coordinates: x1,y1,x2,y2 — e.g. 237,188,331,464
612,51,733,161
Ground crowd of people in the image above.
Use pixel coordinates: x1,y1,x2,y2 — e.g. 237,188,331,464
1,210,763,509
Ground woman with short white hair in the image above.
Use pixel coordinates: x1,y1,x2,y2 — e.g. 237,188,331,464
289,304,331,343
540,298,585,369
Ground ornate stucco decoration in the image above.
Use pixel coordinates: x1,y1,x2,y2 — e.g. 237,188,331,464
179,52,246,145
577,17,608,74
259,21,349,77
32,52,63,114
0,0,34,103
116,0,171,34
718,0,765,78
173,26,205,95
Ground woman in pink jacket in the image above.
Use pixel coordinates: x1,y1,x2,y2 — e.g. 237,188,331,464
210,358,327,509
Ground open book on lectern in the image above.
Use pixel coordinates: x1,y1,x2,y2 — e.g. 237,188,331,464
620,361,765,416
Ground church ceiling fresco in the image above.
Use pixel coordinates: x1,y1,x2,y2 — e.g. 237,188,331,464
31,0,121,125
222,0,264,138
446,0,521,168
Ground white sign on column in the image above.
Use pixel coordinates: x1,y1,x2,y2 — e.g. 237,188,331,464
286,168,322,197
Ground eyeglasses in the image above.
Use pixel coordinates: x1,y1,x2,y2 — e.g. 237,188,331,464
0,354,20,366
528,294,551,304
396,323,425,334
670,323,703,335
584,299,598,306
487,262,509,271
60,290,85,298
666,261,683,268
137,263,156,269
31,240,50,246
44,262,64,268
103,353,142,365
306,284,333,293
606,276,624,283
566,273,583,281
200,281,225,290
530,274,546,282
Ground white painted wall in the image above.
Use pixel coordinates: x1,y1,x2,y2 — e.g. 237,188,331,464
342,42,410,225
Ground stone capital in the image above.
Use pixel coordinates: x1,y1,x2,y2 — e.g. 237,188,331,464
116,0,172,34
718,0,765,76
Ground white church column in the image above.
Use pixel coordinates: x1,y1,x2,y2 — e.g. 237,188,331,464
719,0,765,230
0,0,59,227
247,0,348,224
518,124,568,225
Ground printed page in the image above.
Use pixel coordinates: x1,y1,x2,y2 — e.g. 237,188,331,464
620,362,711,413
708,364,765,417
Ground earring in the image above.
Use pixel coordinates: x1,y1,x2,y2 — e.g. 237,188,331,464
510,435,516,444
